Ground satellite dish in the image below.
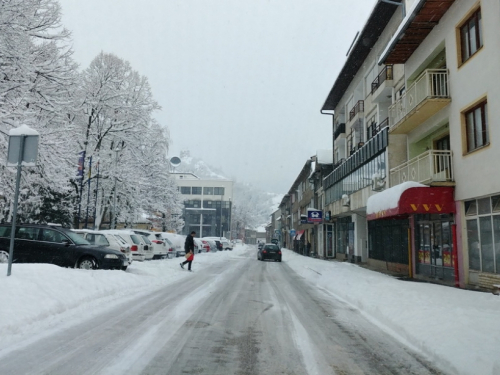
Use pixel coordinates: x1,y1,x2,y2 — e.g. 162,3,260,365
170,156,181,167
170,156,181,172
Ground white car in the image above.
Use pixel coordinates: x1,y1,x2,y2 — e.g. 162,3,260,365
154,232,186,257
133,230,169,259
100,230,147,262
221,239,233,251
194,238,210,253
71,229,133,269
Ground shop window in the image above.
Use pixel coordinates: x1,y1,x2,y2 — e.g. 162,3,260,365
460,8,483,63
465,200,477,216
466,195,500,274
465,100,488,152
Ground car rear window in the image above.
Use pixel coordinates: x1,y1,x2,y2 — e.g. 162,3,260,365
130,234,141,245
265,245,279,251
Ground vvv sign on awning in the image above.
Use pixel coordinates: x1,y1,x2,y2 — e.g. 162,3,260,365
307,209,323,223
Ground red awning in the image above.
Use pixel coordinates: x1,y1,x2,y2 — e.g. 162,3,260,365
367,185,455,221
295,230,305,240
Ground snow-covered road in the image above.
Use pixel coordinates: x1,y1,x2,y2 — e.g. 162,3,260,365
1,244,499,374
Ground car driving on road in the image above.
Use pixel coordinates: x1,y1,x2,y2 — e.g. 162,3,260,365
257,243,282,262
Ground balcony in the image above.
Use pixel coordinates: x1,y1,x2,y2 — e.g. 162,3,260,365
389,150,454,186
366,117,388,141
389,69,450,134
371,65,393,102
348,100,364,122
333,123,346,140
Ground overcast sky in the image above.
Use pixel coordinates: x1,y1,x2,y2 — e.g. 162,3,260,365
58,0,376,193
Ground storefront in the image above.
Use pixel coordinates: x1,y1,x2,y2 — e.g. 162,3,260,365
367,183,456,282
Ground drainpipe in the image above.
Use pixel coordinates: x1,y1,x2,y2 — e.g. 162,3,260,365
452,224,460,288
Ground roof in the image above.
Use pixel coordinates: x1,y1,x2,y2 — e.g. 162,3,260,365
379,0,456,65
322,1,401,111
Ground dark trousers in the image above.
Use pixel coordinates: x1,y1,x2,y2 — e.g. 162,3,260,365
182,260,192,270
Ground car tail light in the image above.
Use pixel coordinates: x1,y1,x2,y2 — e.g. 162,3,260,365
152,240,163,245
168,247,173,252
278,251,282,255
131,245,138,251
262,250,267,254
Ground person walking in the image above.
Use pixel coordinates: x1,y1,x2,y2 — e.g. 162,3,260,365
180,231,196,271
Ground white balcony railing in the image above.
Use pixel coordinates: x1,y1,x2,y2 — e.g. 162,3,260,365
390,150,454,186
389,69,449,128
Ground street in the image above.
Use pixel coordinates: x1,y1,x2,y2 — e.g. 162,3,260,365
0,247,445,375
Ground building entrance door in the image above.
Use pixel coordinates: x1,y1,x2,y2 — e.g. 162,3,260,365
415,215,455,281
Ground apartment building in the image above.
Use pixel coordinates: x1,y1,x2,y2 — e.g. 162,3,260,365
321,1,404,268
171,172,233,238
373,0,500,289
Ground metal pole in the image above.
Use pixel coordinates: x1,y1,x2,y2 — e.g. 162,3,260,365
93,158,99,230
7,135,26,276
84,156,92,229
111,149,118,229
76,150,86,229
219,194,223,240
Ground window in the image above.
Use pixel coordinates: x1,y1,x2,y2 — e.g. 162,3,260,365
180,186,191,195
203,187,213,195
460,9,482,63
191,187,202,195
214,187,225,195
465,195,500,274
16,227,39,240
465,100,488,152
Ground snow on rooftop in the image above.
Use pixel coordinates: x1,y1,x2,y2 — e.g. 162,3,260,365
366,181,427,215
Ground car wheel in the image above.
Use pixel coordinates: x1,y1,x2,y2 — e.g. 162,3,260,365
77,256,98,270
0,250,8,263
121,266,128,271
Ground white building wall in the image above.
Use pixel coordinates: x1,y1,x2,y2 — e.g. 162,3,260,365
403,0,500,201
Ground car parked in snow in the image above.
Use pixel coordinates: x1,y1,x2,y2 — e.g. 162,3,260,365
153,232,186,257
72,229,133,268
132,229,170,259
0,224,127,270
100,230,147,262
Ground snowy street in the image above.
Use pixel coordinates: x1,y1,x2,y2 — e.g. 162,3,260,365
1,244,499,375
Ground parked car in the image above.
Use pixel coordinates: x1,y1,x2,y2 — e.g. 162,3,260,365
72,229,133,268
194,238,210,253
258,243,282,262
100,230,147,262
202,237,224,251
137,234,155,260
0,224,128,270
153,232,186,257
221,239,233,250
132,230,169,259
203,239,218,252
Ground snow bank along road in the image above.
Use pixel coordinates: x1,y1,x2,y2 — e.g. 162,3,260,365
0,247,446,375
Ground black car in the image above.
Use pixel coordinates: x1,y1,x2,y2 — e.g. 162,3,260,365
258,243,282,262
0,224,128,270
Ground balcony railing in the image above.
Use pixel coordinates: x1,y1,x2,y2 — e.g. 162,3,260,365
349,100,364,122
389,150,454,186
366,117,389,140
371,65,393,94
389,69,449,131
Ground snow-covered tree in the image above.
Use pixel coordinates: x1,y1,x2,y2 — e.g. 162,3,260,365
0,0,80,225
75,52,182,229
